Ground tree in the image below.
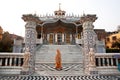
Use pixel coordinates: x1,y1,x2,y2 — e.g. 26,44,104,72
112,38,120,49
0,32,13,52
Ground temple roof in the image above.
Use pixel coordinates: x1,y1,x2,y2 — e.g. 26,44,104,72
22,13,82,26
43,19,78,28
22,6,97,26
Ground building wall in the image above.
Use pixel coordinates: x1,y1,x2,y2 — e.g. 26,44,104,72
0,26,3,40
106,32,120,48
94,29,106,41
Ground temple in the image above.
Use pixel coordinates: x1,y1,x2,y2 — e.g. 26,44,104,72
0,5,120,80
22,8,82,45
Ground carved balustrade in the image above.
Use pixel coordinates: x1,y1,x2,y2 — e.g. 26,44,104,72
95,53,120,67
0,53,24,67
95,53,120,74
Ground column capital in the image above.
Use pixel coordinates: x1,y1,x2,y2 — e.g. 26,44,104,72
80,14,97,24
22,14,43,24
25,21,36,29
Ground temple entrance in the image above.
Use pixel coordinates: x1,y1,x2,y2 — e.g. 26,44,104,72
49,33,54,44
57,33,62,45
66,34,70,44
36,19,82,45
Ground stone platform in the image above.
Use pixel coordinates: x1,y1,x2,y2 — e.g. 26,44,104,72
35,63,84,76
0,75,118,80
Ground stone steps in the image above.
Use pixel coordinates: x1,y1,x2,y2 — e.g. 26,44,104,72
35,44,84,76
35,45,83,63
0,75,118,80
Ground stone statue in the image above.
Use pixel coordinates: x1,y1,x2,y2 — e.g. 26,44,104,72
55,49,62,70
23,48,30,68
89,48,95,66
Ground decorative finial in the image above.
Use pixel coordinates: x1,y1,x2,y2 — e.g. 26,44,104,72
83,11,85,16
59,3,61,10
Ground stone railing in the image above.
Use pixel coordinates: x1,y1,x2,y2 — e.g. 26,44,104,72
36,38,43,44
95,53,120,74
0,53,24,74
75,38,82,44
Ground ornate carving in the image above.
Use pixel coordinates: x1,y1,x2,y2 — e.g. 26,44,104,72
82,14,98,74
22,14,43,24
24,21,36,75
23,48,30,68
80,14,97,24
89,48,95,66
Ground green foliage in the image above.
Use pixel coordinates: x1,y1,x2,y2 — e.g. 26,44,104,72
106,38,120,53
112,38,120,49
0,32,13,52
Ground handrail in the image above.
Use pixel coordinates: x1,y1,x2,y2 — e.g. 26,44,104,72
95,53,120,57
95,53,120,67
0,53,24,67
0,53,24,58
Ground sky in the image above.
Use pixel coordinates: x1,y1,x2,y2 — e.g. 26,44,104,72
0,0,120,37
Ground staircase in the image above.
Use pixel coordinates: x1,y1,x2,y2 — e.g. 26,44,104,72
35,45,83,63
35,45,84,76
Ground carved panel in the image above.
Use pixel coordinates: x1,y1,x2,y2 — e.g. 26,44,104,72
25,21,36,74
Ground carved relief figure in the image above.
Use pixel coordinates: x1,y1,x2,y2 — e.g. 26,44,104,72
89,48,95,66
23,48,30,68
55,49,62,70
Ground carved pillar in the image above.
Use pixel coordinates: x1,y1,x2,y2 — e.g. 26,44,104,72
14,58,16,66
18,58,21,66
111,58,113,66
76,26,78,38
41,26,43,39
55,33,57,42
116,58,118,66
81,15,98,74
5,58,8,66
102,58,105,66
0,58,2,66
62,33,64,43
107,58,109,66
70,34,72,43
98,58,101,66
10,58,12,66
25,21,36,74
47,34,49,42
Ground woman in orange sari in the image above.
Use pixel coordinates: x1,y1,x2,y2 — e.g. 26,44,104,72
55,49,62,70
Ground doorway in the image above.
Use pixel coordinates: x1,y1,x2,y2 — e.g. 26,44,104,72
57,33,62,45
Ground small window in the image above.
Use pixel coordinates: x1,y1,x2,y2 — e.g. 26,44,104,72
112,36,117,41
55,13,57,15
107,38,110,42
59,13,61,15
62,13,65,15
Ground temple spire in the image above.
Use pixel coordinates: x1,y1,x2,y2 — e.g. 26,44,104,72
54,3,66,17
59,3,61,10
